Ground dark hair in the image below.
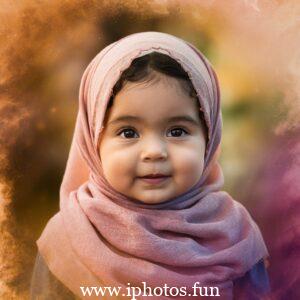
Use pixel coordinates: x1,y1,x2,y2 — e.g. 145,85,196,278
108,52,198,108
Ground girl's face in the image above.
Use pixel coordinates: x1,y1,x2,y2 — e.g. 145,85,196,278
99,73,206,204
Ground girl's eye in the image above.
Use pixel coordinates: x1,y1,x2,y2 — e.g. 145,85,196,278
167,128,188,137
118,128,139,139
117,127,188,138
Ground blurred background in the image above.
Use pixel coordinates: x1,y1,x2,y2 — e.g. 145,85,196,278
0,0,299,299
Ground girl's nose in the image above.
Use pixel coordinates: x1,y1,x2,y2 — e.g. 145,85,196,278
140,138,168,161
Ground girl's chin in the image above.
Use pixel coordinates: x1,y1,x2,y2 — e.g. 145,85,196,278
129,191,178,205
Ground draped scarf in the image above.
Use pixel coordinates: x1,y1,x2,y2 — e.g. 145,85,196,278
37,32,268,299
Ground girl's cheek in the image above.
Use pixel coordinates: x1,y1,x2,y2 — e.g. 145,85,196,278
108,150,137,175
102,155,134,192
172,147,204,176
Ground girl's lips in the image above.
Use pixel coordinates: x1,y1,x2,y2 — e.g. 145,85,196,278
138,176,171,185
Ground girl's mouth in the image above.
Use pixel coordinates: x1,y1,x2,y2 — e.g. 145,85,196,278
138,174,171,185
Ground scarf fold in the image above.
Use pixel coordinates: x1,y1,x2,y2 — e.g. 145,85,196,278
37,32,268,299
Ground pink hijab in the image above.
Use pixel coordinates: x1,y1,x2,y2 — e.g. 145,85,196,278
37,32,268,299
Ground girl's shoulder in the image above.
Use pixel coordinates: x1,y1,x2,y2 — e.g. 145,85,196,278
30,251,79,300
233,258,271,299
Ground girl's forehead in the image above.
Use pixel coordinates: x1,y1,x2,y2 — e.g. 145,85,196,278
106,78,200,121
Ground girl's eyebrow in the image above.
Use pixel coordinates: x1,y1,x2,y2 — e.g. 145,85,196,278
108,115,200,126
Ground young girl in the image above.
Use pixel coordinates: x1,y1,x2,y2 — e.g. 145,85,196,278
31,32,270,299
